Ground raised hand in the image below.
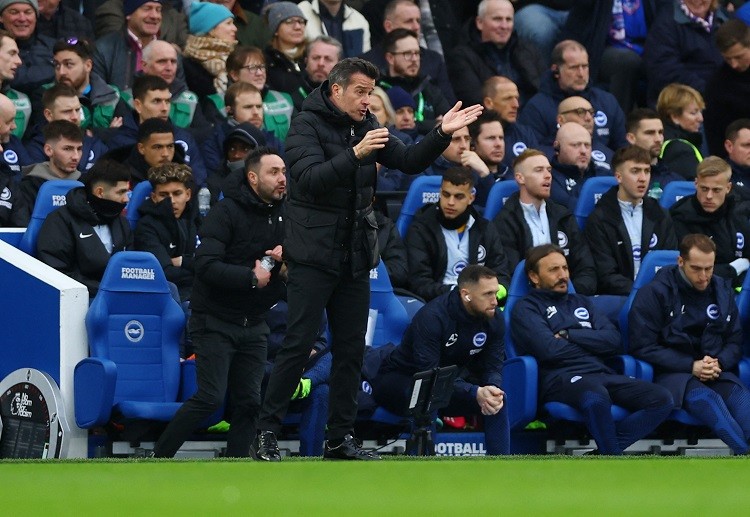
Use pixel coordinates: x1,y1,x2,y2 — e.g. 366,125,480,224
440,102,484,135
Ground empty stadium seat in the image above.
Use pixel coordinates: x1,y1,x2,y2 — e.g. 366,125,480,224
573,176,618,230
395,175,442,237
659,181,695,209
369,260,410,348
18,179,83,256
125,180,153,230
483,180,519,220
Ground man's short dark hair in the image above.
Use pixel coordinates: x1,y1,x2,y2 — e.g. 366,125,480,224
226,45,265,76
133,74,170,102
726,118,750,142
0,29,14,45
84,159,131,194
383,28,418,54
679,233,716,259
626,108,660,134
442,166,476,188
43,119,83,144
53,37,93,61
138,117,174,143
225,81,261,110
148,163,193,188
245,146,277,175
457,264,497,289
611,145,651,171
42,83,79,110
328,57,379,91
716,19,750,53
384,0,417,21
525,244,565,276
468,109,502,141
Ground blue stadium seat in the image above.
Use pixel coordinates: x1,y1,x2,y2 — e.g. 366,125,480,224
573,176,618,230
125,180,153,230
483,180,519,220
74,251,187,428
395,175,442,237
659,181,695,209
369,260,410,348
18,179,83,256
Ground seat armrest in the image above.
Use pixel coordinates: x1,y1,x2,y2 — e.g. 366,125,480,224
178,359,197,402
74,357,117,428
503,355,538,431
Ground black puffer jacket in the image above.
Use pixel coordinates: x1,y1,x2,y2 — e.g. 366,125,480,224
283,81,451,278
36,187,132,297
189,168,285,325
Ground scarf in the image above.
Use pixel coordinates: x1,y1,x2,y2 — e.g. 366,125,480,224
183,35,237,97
679,0,714,33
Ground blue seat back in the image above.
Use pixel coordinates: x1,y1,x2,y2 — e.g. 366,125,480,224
659,181,695,209
483,180,519,220
125,180,153,230
395,175,442,237
736,272,750,356
618,249,679,351
19,179,83,256
573,176,618,230
85,251,185,404
369,260,410,348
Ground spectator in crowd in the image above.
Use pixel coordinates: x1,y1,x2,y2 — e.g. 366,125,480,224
630,233,750,455
513,1,573,69
656,83,705,180
549,122,607,211
94,0,187,48
210,0,271,49
482,75,539,168
253,57,481,462
670,156,750,288
1,0,55,95
36,159,132,297
384,85,417,138
423,124,470,179
152,146,287,458
206,122,265,205
371,264,510,455
298,0,370,58
584,145,677,295
704,19,750,157
725,119,750,206
226,45,294,140
378,28,450,135
625,108,684,189
0,87,31,177
361,0,455,104
263,1,308,96
519,39,627,152
135,162,199,303
116,117,181,185
0,94,15,225
11,119,82,226
291,35,342,110
512,243,673,455
25,83,108,172
556,96,614,171
447,0,541,106
644,0,728,106
36,0,93,40
465,109,512,209
0,30,28,138
495,148,597,294
405,166,510,302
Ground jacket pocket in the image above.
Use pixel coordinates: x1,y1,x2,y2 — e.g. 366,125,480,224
285,205,338,266
353,207,379,272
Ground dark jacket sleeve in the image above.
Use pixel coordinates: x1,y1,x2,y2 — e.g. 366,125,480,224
562,214,597,295
377,125,451,175
405,219,451,301
478,319,504,389
566,300,622,357
494,207,523,270
481,221,511,290
378,216,409,289
584,211,633,295
134,216,194,288
660,140,700,179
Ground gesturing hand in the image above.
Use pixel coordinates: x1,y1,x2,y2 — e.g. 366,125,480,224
440,102,484,135
353,128,390,160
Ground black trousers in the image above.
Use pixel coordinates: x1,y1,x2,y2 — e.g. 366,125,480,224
153,312,268,458
259,261,370,441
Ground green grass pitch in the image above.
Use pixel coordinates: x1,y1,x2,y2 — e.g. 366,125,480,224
2,456,750,515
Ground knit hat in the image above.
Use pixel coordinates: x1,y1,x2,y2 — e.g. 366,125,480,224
124,0,161,17
189,2,234,36
264,1,305,36
224,123,266,153
0,0,38,16
386,86,415,111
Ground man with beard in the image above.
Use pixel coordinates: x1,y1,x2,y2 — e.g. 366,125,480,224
292,35,342,109
549,122,607,211
625,108,683,189
465,110,510,208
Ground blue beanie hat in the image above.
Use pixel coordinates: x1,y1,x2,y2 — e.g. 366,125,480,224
124,0,160,17
386,86,415,111
189,2,234,36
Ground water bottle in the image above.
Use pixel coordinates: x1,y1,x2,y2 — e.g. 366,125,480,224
260,256,275,271
647,182,662,200
198,187,211,217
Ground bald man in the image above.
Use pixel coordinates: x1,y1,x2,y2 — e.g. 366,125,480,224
550,122,609,211
0,94,16,225
0,92,32,178
557,96,612,173
482,75,540,168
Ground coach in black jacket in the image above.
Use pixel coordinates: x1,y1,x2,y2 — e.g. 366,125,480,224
255,58,483,461
153,147,286,458
36,160,132,297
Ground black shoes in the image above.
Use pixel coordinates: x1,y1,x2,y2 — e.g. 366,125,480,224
324,434,381,461
251,430,282,462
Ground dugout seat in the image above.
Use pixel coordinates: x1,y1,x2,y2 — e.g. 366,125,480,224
659,181,695,209
483,180,519,221
125,180,153,230
573,177,618,230
369,260,411,348
18,179,84,256
395,175,442,237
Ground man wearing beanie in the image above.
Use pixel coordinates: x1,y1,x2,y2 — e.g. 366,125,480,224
385,85,417,134
0,0,55,95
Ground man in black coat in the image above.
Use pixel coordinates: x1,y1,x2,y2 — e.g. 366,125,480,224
36,159,132,297
253,57,482,461
152,147,286,458
584,146,676,295
406,166,510,302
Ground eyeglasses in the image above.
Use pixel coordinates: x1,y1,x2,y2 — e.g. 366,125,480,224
282,17,307,26
560,107,595,117
390,50,420,60
242,64,266,74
